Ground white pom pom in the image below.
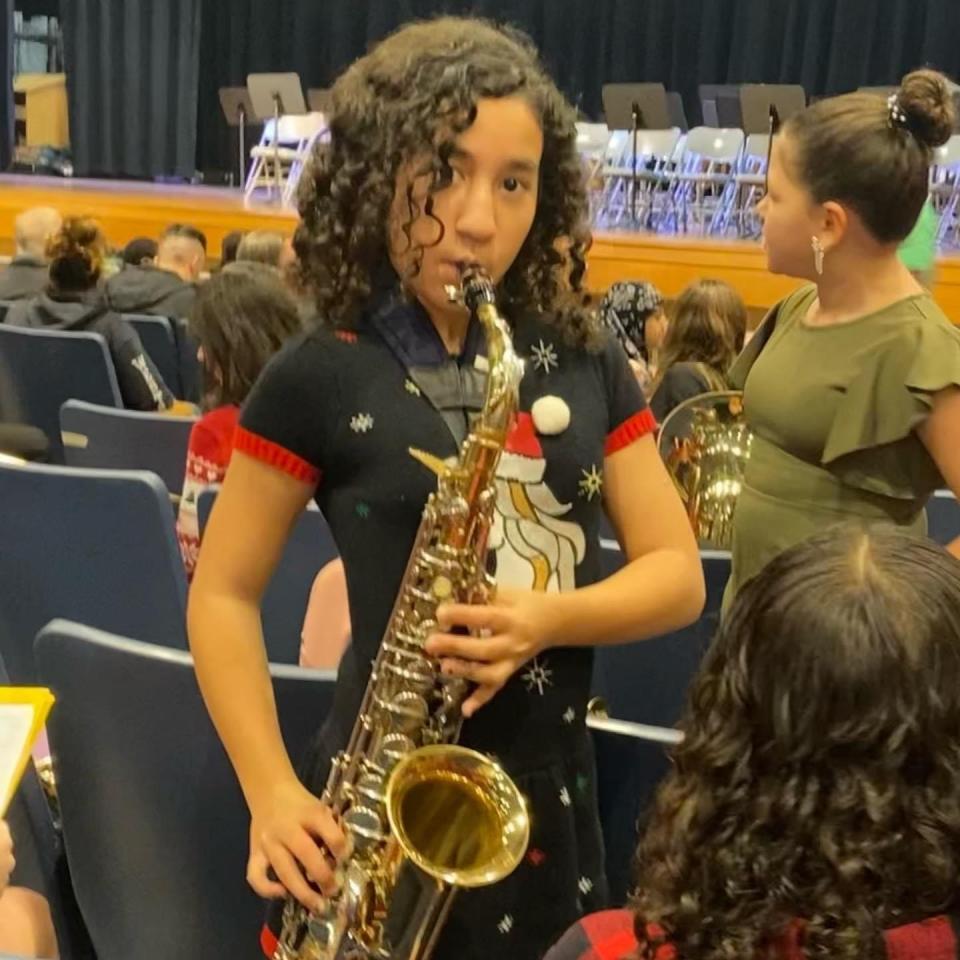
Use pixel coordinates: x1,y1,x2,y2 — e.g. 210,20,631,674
531,395,571,436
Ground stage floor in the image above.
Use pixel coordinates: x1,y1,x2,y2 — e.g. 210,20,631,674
2,174,959,317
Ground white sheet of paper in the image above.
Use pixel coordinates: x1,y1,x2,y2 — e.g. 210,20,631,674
0,703,36,807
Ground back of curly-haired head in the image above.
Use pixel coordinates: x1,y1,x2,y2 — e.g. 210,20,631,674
294,16,596,345
46,216,107,292
632,526,960,960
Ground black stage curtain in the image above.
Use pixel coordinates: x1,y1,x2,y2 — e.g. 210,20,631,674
62,0,201,179
196,0,960,179
0,0,13,171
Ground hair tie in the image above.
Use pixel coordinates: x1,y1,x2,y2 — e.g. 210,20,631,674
887,92,909,132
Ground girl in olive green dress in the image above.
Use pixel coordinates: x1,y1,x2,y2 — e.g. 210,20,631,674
728,69,960,600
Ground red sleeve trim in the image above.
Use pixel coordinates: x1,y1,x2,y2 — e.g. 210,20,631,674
605,407,658,456
234,426,322,486
884,916,956,960
260,924,278,958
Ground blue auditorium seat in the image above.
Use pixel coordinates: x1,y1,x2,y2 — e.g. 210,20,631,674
0,325,121,462
60,399,195,494
122,314,182,398
0,459,187,683
35,619,335,960
197,489,340,664
592,540,728,727
927,489,960,546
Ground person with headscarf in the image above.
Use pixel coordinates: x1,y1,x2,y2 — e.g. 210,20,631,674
597,280,668,395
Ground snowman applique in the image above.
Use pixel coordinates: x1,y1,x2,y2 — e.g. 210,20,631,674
489,401,586,592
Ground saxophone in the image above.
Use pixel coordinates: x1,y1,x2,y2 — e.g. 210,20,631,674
274,265,530,960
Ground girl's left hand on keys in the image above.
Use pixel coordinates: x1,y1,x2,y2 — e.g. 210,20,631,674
425,587,559,717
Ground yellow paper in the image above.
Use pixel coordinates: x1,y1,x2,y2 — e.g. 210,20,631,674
0,687,55,816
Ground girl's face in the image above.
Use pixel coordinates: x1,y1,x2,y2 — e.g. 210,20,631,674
757,137,823,281
644,307,669,353
388,95,543,322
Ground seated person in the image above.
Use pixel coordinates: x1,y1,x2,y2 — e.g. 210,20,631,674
219,230,245,267
547,526,960,960
235,230,288,268
176,261,302,577
6,217,174,411
597,280,668,396
120,236,158,268
104,223,206,318
649,278,746,424
0,207,62,303
0,819,59,958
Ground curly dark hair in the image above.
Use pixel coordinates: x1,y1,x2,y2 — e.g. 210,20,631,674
293,16,598,345
632,526,960,960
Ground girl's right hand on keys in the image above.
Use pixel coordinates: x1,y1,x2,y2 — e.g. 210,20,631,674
246,778,350,911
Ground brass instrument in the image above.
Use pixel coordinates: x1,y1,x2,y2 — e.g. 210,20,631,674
657,390,752,549
275,266,529,960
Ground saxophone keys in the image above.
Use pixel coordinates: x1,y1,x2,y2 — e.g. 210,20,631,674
343,804,385,847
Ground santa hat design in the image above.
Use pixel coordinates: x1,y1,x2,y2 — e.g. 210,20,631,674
499,412,545,482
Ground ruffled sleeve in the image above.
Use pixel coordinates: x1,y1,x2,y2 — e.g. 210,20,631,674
821,309,960,499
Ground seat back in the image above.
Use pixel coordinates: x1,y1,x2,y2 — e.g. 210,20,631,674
593,542,728,727
927,489,960,545
35,619,335,960
197,489,339,664
0,459,187,682
122,315,182,398
60,399,195,494
0,325,122,462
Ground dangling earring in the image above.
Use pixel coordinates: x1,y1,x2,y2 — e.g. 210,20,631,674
811,236,825,276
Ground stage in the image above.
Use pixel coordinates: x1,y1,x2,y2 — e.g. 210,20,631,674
2,174,960,318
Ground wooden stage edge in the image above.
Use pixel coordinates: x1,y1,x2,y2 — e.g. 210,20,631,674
3,174,960,318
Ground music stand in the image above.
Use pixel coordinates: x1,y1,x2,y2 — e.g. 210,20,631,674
739,84,806,135
602,83,671,222
247,73,307,200
218,87,255,190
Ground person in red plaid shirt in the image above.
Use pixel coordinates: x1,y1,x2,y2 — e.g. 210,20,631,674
547,527,960,960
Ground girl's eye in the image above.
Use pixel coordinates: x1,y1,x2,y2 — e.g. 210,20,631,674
503,177,520,192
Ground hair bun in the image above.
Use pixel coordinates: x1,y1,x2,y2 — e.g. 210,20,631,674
899,69,955,149
45,216,103,269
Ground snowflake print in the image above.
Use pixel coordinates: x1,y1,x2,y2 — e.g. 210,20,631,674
521,656,553,695
350,413,374,434
578,464,603,501
497,914,514,935
355,502,371,520
526,848,547,867
530,339,559,374
578,876,594,896
562,706,576,724
404,379,421,397
559,786,572,807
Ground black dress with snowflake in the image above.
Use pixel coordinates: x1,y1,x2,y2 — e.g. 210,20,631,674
236,285,655,960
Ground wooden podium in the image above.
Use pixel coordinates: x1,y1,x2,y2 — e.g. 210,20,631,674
14,73,69,148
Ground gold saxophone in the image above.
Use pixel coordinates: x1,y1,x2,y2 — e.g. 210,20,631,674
274,266,529,960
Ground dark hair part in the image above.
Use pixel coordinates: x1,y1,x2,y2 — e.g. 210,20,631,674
784,69,955,244
122,236,158,266
652,279,745,389
632,526,960,960
162,222,208,252
187,260,303,408
220,230,245,265
46,216,107,292
294,16,598,345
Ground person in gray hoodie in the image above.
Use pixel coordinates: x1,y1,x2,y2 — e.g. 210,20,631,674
104,223,206,318
0,206,62,302
6,217,173,411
